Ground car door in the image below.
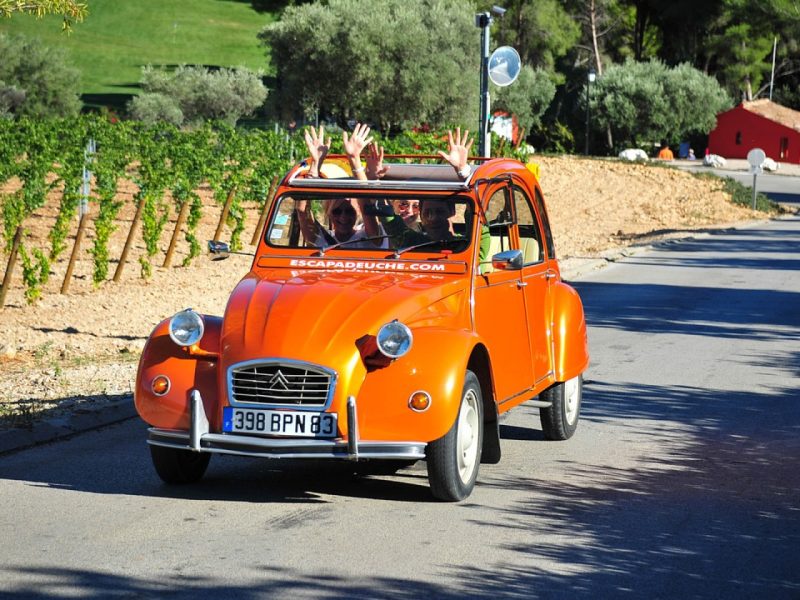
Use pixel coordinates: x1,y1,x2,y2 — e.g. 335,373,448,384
514,184,555,386
473,184,535,405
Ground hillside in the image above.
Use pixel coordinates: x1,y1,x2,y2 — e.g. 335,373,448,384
0,157,773,424
0,0,274,99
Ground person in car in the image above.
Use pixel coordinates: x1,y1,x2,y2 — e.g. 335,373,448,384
296,123,387,248
391,199,421,231
362,129,490,256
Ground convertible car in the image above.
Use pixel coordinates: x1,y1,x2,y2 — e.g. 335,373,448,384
135,153,589,501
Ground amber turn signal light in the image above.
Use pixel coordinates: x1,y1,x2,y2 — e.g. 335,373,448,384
408,391,431,412
151,375,171,396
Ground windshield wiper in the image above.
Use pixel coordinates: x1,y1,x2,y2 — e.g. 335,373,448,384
316,235,389,256
393,238,456,258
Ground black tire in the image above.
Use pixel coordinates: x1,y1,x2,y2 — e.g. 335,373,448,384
426,370,484,501
539,374,582,441
150,445,211,484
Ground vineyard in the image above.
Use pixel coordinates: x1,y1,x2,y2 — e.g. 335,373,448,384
0,117,513,307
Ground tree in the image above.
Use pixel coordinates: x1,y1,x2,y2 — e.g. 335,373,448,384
0,32,81,118
259,0,477,133
490,0,581,74
0,0,87,31
590,59,731,151
492,66,556,134
128,65,268,126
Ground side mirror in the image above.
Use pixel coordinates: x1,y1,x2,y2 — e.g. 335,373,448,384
491,249,523,271
208,240,230,261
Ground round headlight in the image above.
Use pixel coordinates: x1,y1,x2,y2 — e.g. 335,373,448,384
169,309,205,347
376,320,413,359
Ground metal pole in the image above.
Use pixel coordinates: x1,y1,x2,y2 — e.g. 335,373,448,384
477,12,492,158
752,173,758,210
769,36,777,101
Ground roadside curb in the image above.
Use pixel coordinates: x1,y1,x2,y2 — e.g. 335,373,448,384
0,394,137,455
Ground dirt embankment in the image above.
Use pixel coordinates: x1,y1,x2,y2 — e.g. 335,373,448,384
0,156,770,422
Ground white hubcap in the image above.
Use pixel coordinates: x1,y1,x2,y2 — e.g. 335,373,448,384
564,375,581,425
457,390,480,483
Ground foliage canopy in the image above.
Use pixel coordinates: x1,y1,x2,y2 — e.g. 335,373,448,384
589,59,732,149
0,32,81,118
127,65,268,126
260,0,478,133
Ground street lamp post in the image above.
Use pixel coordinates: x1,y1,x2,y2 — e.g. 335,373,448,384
476,12,491,158
585,68,596,156
475,6,506,158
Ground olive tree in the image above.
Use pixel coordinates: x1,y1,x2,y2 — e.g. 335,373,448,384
589,59,731,150
0,32,81,118
128,65,268,126
259,0,478,133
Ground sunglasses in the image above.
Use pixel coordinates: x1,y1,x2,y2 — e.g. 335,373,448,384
331,205,356,216
397,201,419,208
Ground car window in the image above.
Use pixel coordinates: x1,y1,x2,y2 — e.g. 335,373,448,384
480,186,514,274
513,186,544,264
267,195,474,255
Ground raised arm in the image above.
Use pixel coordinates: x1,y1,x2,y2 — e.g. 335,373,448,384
342,122,373,182
366,142,390,180
437,127,474,180
303,125,331,178
294,198,321,246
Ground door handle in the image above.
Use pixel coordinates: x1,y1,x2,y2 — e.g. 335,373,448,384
516,281,527,288
545,270,558,280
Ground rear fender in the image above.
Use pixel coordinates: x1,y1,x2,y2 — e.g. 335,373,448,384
135,315,222,430
551,282,589,381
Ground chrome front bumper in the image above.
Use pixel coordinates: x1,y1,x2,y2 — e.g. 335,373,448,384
147,391,427,461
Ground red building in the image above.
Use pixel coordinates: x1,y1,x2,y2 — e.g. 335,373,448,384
708,99,800,164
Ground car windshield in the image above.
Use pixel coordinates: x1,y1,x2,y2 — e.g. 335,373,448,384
266,195,474,255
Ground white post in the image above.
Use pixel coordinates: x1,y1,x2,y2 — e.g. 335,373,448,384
769,36,777,101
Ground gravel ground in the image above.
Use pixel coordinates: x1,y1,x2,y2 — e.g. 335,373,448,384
0,156,778,429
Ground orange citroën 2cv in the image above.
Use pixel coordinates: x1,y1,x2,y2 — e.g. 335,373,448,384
135,152,589,501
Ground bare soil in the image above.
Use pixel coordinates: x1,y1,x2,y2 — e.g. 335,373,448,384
0,156,773,426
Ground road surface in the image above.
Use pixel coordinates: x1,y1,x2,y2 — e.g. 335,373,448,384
1,216,798,599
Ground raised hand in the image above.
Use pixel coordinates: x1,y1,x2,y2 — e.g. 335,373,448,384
304,125,331,177
366,142,390,179
438,127,474,176
343,122,374,160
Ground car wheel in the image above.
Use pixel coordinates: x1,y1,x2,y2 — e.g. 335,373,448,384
426,370,483,501
150,445,211,484
539,374,582,441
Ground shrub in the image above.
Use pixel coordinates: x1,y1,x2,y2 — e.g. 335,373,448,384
0,32,81,118
129,65,268,126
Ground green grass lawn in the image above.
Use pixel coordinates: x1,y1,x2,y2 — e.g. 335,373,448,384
0,0,275,101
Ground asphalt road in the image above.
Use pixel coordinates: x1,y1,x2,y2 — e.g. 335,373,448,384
1,216,798,599
673,161,800,205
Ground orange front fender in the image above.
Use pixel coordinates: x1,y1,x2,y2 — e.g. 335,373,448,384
355,328,476,442
134,315,222,430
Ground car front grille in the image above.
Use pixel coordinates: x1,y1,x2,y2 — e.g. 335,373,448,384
230,362,333,407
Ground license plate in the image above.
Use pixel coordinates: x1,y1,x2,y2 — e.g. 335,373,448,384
222,407,337,438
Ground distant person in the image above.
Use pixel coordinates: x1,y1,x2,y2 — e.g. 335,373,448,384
687,148,696,160
657,143,674,160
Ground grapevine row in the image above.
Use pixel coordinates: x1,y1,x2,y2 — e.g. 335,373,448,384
0,117,528,306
